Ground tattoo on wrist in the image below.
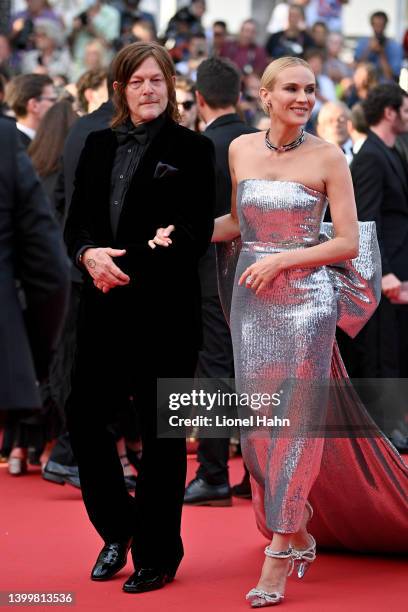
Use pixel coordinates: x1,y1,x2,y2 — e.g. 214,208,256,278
86,258,96,269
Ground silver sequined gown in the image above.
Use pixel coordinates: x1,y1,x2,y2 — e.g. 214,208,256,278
229,179,408,549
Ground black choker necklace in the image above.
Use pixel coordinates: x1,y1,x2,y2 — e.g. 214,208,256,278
265,128,305,153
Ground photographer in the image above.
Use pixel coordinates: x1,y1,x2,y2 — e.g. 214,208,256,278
354,11,403,82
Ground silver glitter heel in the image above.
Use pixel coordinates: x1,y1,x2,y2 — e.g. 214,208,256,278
291,534,316,578
291,502,316,579
246,547,294,608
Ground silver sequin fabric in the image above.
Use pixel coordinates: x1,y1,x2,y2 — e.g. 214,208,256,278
230,179,336,534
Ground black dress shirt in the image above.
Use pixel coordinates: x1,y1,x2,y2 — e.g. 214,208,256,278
110,113,166,238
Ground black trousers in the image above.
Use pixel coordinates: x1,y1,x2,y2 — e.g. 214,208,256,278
66,346,193,574
195,293,234,486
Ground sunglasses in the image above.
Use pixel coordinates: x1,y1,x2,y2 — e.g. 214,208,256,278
178,100,195,111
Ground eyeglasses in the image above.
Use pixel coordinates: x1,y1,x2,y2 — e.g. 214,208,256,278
38,96,58,103
178,100,195,111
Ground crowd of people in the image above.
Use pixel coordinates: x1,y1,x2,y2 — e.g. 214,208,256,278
0,2,406,131
1,0,408,606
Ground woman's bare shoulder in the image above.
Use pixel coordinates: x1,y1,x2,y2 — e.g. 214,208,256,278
305,132,343,154
304,132,346,164
230,131,263,149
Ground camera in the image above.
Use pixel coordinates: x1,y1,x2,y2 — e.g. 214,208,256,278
375,33,386,47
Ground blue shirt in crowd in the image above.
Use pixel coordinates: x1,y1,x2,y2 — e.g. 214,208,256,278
354,37,403,80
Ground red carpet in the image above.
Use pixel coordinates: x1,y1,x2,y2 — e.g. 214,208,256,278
1,457,407,612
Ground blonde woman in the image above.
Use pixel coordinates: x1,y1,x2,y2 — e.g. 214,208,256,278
151,57,408,606
212,55,358,608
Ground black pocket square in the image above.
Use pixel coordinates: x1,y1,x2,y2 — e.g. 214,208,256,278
153,161,179,179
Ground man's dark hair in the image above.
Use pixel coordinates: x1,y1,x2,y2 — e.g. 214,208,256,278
196,57,241,109
370,11,388,25
312,21,328,32
350,103,369,134
76,69,107,114
304,48,325,63
213,20,227,30
362,83,408,126
5,74,53,118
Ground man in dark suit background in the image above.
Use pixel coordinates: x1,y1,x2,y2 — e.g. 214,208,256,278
0,117,69,412
45,71,142,489
64,42,215,594
42,75,115,487
4,74,56,148
183,57,257,507
347,84,408,431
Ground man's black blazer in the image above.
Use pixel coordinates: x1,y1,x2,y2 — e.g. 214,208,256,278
58,100,114,283
200,113,258,296
0,119,70,410
61,100,114,221
64,114,216,365
16,127,32,149
350,129,408,280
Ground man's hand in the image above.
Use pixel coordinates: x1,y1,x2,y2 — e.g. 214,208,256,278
148,225,175,249
83,247,130,293
381,273,401,300
12,18,25,33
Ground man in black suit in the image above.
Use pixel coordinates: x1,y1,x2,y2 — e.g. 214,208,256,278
64,42,215,594
182,57,257,506
5,74,56,148
0,117,69,412
349,84,408,390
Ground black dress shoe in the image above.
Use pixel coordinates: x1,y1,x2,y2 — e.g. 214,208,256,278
184,477,232,506
124,474,137,492
123,568,174,593
91,540,131,581
231,474,252,499
42,461,81,488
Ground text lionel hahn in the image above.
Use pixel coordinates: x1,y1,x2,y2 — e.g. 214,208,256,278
168,415,291,427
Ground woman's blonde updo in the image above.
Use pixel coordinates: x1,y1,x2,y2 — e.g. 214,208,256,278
260,57,314,114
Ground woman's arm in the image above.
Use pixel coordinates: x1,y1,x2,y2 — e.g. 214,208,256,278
212,139,241,242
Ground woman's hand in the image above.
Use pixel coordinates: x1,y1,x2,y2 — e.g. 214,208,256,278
239,254,284,295
148,225,175,249
381,273,401,301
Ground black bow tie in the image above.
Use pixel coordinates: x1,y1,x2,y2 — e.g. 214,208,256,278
114,122,149,145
